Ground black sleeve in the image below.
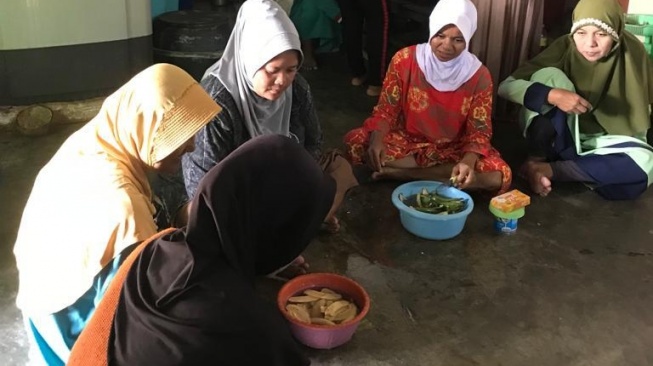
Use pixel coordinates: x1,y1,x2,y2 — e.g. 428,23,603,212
524,82,553,113
290,74,323,160
182,76,248,198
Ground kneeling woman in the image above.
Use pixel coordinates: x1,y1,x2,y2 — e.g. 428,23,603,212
498,0,653,199
68,135,335,366
13,64,220,365
343,0,511,194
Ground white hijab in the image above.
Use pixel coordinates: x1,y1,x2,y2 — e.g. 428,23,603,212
203,0,302,138
416,0,482,92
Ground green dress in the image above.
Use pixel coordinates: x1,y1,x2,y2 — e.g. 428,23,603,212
289,0,342,53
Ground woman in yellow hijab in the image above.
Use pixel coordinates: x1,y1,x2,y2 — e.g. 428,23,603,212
12,63,221,366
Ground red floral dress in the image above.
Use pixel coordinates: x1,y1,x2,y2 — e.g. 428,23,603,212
344,45,511,193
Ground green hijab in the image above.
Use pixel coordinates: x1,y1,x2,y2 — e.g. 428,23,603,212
511,0,653,136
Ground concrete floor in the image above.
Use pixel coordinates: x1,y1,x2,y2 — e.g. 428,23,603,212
2,51,653,365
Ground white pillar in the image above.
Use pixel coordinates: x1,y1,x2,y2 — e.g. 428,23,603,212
0,0,151,51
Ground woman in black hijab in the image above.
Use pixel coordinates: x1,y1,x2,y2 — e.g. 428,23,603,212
108,135,336,366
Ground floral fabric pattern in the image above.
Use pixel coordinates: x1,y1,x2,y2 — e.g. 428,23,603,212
344,45,511,193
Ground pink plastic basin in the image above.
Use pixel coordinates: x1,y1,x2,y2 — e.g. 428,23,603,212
277,273,371,349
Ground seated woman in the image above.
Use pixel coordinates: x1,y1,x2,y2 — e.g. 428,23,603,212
12,64,221,366
67,135,335,366
289,0,342,70
175,0,356,232
498,0,653,199
343,0,511,193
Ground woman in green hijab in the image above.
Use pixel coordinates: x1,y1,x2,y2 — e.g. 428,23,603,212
498,0,653,200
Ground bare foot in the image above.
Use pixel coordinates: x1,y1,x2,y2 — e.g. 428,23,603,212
267,255,309,281
372,165,452,182
351,76,366,86
366,85,381,97
466,171,503,192
290,255,309,273
302,57,318,71
518,156,546,178
522,161,553,196
371,166,404,181
322,215,340,233
301,40,318,71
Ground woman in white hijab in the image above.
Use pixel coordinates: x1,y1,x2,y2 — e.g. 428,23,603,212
343,0,511,193
164,0,354,254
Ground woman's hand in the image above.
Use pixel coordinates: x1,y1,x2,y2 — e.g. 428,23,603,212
451,153,478,189
367,130,386,172
547,88,592,114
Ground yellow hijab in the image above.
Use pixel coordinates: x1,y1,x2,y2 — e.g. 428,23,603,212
14,64,221,314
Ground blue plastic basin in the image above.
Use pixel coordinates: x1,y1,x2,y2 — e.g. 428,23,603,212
391,180,474,240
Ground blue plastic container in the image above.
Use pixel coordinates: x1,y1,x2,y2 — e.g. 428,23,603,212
391,181,474,240
152,0,179,18
489,205,525,235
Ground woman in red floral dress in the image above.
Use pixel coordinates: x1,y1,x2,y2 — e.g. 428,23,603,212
344,0,511,193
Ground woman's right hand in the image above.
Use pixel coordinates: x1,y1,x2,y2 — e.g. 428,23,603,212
547,88,592,114
367,130,386,171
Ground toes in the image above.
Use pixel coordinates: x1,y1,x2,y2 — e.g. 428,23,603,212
291,255,305,266
539,176,552,196
322,216,340,233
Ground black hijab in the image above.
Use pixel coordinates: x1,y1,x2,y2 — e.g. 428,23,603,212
110,135,336,366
